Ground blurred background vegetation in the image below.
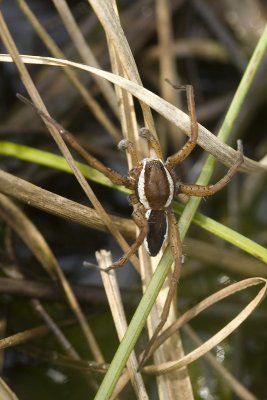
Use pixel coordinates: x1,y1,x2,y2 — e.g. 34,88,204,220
0,1,267,399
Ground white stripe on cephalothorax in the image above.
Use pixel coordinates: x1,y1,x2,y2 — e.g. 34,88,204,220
137,158,150,209
164,165,175,207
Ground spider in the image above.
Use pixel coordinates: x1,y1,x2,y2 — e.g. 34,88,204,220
18,86,244,366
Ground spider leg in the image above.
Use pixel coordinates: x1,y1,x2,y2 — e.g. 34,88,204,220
179,140,244,197
17,94,133,190
106,201,148,271
139,210,182,369
166,85,198,170
139,127,163,160
118,139,139,167
63,132,134,189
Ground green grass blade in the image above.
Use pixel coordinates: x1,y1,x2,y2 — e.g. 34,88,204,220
178,23,267,231
0,140,122,191
2,140,266,263
94,24,267,400
173,203,267,264
93,244,175,400
194,213,267,263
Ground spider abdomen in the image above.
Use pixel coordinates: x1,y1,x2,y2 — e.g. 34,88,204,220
137,158,175,210
144,210,168,256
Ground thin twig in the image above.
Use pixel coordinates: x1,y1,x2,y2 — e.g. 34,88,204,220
182,325,257,400
51,0,119,117
0,193,103,362
96,250,148,400
1,53,266,173
16,0,120,141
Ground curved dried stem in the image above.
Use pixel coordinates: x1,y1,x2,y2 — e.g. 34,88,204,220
143,277,267,374
1,53,266,173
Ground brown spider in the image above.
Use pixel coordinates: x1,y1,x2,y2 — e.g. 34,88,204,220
18,86,244,366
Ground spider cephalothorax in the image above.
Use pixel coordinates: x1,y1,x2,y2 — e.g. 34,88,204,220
137,158,175,210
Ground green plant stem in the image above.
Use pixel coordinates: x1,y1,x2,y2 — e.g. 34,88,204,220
173,203,267,264
0,140,122,191
180,23,267,235
94,24,267,400
2,141,267,262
